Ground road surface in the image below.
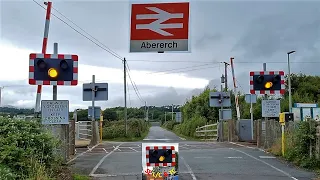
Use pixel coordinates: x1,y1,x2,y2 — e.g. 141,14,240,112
70,124,316,180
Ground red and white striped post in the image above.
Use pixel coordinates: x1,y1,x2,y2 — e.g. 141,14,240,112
34,1,52,115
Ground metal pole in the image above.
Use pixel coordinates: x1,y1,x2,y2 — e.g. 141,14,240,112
250,95,254,140
90,75,97,145
281,124,285,156
263,63,268,147
172,104,174,121
224,62,228,91
220,74,224,142
124,58,128,136
287,51,295,113
53,43,58,100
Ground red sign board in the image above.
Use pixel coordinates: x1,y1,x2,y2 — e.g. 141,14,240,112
130,2,190,52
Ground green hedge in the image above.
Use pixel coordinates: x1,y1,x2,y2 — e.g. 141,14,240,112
162,115,206,138
102,119,150,139
0,118,61,179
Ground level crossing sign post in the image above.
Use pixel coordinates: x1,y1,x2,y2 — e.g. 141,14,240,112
209,91,231,142
82,77,108,145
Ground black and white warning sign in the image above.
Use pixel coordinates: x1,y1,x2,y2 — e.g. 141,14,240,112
262,100,280,118
41,100,69,125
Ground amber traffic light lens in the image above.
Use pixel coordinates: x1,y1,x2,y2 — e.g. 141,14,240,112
264,82,273,89
48,68,58,78
159,156,165,162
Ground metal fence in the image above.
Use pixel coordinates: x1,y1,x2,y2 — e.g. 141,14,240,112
76,121,92,141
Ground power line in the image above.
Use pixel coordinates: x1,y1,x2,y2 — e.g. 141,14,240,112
127,59,320,64
126,63,144,102
146,63,214,75
32,0,123,61
32,0,149,102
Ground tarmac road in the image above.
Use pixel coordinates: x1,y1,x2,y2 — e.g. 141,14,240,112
70,125,316,180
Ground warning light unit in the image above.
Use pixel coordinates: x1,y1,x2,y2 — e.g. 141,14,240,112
250,71,285,95
29,53,78,86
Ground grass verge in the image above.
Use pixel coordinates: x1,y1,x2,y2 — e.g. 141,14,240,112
73,174,91,180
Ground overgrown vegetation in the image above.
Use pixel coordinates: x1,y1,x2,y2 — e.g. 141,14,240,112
270,120,320,169
102,119,150,141
0,118,63,179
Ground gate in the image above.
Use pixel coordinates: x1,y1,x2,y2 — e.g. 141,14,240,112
238,119,252,141
76,121,92,141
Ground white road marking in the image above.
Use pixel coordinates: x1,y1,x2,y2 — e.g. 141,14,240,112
143,138,172,141
102,148,108,153
113,145,121,151
179,137,186,140
225,157,243,159
194,156,212,159
89,143,124,176
181,156,197,180
129,147,138,152
67,143,100,164
259,156,276,159
231,148,298,180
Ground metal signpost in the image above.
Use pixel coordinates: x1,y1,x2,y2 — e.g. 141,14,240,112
130,2,190,53
209,91,231,142
245,94,257,140
82,79,108,145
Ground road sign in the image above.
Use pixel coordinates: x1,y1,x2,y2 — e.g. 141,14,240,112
130,2,190,53
88,106,101,120
29,53,78,85
41,100,69,124
262,100,280,117
209,92,231,107
83,83,108,101
175,112,182,123
250,71,285,95
245,94,257,104
219,109,232,120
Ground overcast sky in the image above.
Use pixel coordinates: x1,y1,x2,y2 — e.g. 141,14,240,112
0,0,320,111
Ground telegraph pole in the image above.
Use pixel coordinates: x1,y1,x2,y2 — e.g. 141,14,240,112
171,104,174,121
124,58,128,136
145,101,147,121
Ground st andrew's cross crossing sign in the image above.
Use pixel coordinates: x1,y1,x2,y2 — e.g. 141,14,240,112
130,2,190,53
83,83,108,101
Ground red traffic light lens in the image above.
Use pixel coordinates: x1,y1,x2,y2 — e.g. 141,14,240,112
37,59,46,70
60,60,69,70
256,76,264,84
273,75,281,83
151,150,158,157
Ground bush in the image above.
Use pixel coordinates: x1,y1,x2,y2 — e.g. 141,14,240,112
102,119,150,139
270,120,320,169
0,118,61,179
162,115,206,138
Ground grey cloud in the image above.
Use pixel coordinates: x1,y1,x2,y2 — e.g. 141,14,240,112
232,3,320,59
